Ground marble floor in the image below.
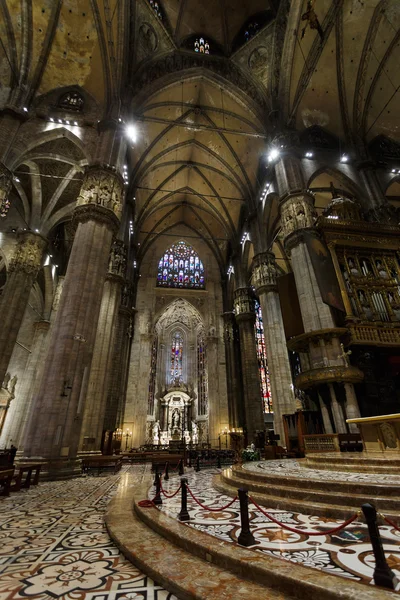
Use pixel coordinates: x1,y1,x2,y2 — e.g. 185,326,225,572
153,466,400,591
243,458,400,484
0,465,177,600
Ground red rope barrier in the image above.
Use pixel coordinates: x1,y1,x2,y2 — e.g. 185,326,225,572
186,485,238,512
381,514,400,532
160,480,182,499
248,496,358,536
138,499,156,508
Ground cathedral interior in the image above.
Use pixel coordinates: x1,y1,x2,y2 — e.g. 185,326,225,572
0,0,400,598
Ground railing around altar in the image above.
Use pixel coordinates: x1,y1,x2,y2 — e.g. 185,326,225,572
303,434,340,453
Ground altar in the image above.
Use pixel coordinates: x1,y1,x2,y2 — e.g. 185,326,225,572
346,413,400,453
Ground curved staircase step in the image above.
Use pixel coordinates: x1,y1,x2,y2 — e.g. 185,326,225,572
105,472,397,600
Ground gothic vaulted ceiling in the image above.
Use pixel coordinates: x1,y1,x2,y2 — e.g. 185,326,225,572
0,1,399,270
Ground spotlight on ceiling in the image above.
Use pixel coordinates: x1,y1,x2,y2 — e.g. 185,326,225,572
340,154,349,163
268,148,280,162
125,124,137,143
305,151,313,158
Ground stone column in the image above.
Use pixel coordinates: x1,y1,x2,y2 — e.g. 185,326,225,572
22,166,123,478
317,394,333,434
79,240,126,453
251,252,296,445
222,312,242,429
234,288,264,444
329,384,347,434
344,383,361,433
0,231,47,383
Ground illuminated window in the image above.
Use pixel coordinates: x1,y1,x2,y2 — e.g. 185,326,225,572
197,337,208,415
194,37,210,54
170,331,183,383
149,0,162,19
244,21,259,43
147,337,158,415
157,241,205,289
254,300,273,413
58,91,84,111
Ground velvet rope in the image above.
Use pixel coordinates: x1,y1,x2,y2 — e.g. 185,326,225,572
160,480,182,499
137,499,155,508
381,514,400,532
248,496,358,536
186,484,238,512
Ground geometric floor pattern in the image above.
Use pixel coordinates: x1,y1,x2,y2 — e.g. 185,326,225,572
154,466,400,592
0,465,177,600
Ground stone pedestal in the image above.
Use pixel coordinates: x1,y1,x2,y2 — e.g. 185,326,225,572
251,252,295,445
0,231,47,384
234,288,264,444
22,167,122,478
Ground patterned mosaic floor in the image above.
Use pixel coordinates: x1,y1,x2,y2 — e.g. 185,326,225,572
0,465,178,600
244,459,400,484
153,467,400,591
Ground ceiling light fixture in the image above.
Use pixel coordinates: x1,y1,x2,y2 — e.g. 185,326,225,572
340,154,349,163
125,124,137,143
268,148,280,162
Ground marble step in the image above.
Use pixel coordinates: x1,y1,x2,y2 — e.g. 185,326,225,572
305,454,400,473
105,473,296,600
106,472,397,600
216,473,400,520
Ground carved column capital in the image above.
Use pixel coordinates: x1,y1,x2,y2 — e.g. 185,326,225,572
74,166,124,232
280,193,317,246
9,231,47,276
0,163,13,218
233,287,255,322
251,252,278,295
222,311,235,341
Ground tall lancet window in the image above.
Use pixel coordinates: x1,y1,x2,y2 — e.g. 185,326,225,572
157,241,205,289
254,300,273,413
147,338,158,415
197,336,208,415
170,331,183,382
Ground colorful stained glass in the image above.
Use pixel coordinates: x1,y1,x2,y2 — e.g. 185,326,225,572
147,338,158,415
170,331,183,382
194,38,210,54
197,338,208,416
149,0,162,19
254,300,273,413
157,241,205,289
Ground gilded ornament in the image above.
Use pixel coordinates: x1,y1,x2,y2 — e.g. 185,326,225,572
9,233,47,276
76,168,123,220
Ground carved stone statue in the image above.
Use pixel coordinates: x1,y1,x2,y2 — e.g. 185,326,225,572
2,372,10,390
171,408,181,430
8,375,17,396
152,420,161,444
191,421,198,444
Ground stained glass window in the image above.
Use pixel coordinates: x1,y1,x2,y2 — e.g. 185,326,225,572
58,91,84,111
197,337,208,415
244,21,259,43
170,331,183,383
147,337,158,415
149,0,162,19
194,38,210,54
157,241,205,289
254,300,273,413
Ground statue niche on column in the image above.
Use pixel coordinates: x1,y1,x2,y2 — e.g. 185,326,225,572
171,408,181,439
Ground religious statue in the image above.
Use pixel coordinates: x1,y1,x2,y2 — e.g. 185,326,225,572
152,420,161,444
171,408,181,430
191,420,199,444
2,372,10,390
8,375,17,396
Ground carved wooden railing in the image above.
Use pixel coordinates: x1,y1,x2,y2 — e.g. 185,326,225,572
348,323,400,346
303,434,340,453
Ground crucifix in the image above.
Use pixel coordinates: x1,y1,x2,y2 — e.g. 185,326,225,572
338,343,352,367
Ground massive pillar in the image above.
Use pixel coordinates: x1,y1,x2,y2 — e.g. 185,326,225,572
251,252,295,444
22,165,123,478
79,240,126,453
0,231,47,383
222,312,242,429
234,287,264,444
275,132,363,434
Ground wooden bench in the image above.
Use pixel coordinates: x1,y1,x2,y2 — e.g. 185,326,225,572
82,456,122,475
11,463,43,491
0,468,15,496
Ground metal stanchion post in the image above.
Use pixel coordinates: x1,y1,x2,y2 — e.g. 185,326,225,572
362,503,398,590
195,456,200,472
153,464,158,486
178,477,190,521
178,458,184,476
164,461,169,481
238,488,256,547
153,473,163,506
217,454,221,469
